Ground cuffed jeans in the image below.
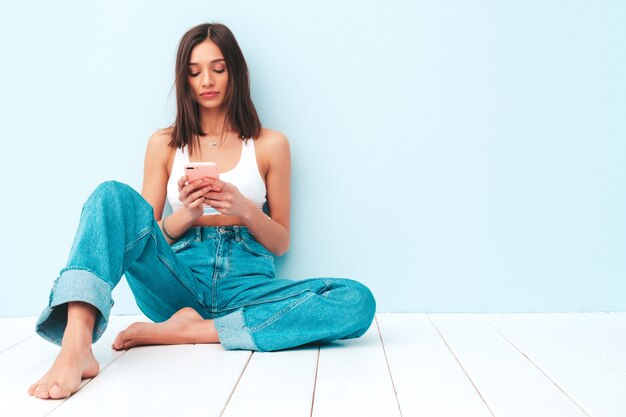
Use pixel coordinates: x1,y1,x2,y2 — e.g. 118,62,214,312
35,181,376,352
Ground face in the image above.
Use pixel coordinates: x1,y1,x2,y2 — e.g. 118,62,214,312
187,40,229,110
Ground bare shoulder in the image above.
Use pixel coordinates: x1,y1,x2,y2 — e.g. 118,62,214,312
256,128,290,153
255,128,290,175
148,127,174,149
145,128,175,161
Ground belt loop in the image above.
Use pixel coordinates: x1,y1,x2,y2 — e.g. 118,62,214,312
195,227,202,241
234,226,241,242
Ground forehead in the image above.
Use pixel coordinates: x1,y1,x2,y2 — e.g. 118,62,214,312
189,40,224,64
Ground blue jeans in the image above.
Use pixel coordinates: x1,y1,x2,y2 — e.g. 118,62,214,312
35,181,376,352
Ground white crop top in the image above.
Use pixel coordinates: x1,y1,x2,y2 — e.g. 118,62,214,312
166,139,267,215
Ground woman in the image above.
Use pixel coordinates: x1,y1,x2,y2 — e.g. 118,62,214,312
28,23,376,400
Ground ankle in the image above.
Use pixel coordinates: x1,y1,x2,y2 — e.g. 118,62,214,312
185,320,218,343
60,328,93,349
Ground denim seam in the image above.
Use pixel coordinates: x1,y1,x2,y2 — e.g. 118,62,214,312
249,291,316,333
210,236,223,313
221,240,231,279
217,288,312,313
157,253,205,307
115,226,153,279
240,240,274,260
155,232,205,307
124,225,152,253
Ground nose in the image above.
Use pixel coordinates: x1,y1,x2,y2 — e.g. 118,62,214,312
201,70,214,87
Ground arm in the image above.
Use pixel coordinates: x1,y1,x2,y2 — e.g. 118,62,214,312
141,130,212,243
242,132,291,255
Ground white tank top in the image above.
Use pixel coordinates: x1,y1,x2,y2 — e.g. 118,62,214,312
166,139,267,215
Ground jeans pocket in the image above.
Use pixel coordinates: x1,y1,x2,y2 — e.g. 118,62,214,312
240,237,273,260
170,237,195,254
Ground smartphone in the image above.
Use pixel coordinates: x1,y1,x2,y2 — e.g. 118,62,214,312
183,162,220,183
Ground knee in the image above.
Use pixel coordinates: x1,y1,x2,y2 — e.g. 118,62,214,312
87,181,146,211
91,180,134,201
345,280,377,329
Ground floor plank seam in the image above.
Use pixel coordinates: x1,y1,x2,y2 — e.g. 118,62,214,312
537,316,626,379
481,316,594,417
374,315,404,417
308,346,321,417
427,314,497,417
0,334,36,355
219,350,254,417
1,350,61,393
587,314,626,337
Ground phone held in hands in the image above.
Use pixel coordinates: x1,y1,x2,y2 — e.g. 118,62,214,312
183,162,220,215
183,162,220,183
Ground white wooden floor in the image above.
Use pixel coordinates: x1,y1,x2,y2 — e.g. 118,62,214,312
1,313,626,417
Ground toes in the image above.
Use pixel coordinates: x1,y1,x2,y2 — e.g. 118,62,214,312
28,383,37,396
49,383,72,399
112,331,125,350
34,384,51,399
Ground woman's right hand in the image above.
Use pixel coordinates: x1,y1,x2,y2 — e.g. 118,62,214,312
177,176,216,220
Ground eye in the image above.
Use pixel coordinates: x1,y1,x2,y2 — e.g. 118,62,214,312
214,68,226,74
189,72,200,77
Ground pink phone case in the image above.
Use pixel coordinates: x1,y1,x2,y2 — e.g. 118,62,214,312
184,162,219,182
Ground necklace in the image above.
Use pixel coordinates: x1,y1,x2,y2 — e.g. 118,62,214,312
203,134,225,147
202,132,243,147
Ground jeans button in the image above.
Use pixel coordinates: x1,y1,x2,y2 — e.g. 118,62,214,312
218,227,225,234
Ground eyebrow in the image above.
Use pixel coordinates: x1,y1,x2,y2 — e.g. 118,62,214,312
188,59,225,66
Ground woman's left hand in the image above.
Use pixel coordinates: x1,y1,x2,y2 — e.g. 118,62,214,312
201,177,254,218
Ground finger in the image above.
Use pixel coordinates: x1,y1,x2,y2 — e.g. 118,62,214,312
203,198,226,210
189,198,205,209
177,176,188,191
180,179,208,200
188,178,208,190
203,191,226,201
185,185,214,205
203,177,226,191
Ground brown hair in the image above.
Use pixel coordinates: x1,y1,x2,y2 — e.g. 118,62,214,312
169,23,261,156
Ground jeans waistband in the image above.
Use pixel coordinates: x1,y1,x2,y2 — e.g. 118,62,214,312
179,225,252,242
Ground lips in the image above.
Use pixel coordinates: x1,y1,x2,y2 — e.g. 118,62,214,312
200,91,219,98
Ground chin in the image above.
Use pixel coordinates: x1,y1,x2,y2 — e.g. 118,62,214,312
198,101,225,110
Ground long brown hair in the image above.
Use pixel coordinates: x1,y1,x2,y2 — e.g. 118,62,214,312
169,23,262,156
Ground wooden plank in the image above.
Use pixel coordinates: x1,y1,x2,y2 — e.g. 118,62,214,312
429,314,587,417
49,345,252,417
312,319,401,417
0,333,60,391
0,315,143,417
539,313,626,375
0,317,38,353
376,313,492,417
486,313,626,417
588,312,626,335
0,318,16,327
221,345,318,417
0,317,123,391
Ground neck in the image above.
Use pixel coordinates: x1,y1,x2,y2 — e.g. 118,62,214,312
199,107,231,137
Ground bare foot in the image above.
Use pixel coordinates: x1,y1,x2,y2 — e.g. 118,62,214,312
112,307,218,350
28,346,99,399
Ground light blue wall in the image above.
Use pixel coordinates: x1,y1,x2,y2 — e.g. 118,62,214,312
1,0,624,316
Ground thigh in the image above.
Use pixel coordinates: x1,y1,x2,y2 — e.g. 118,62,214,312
124,228,209,322
217,275,332,314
